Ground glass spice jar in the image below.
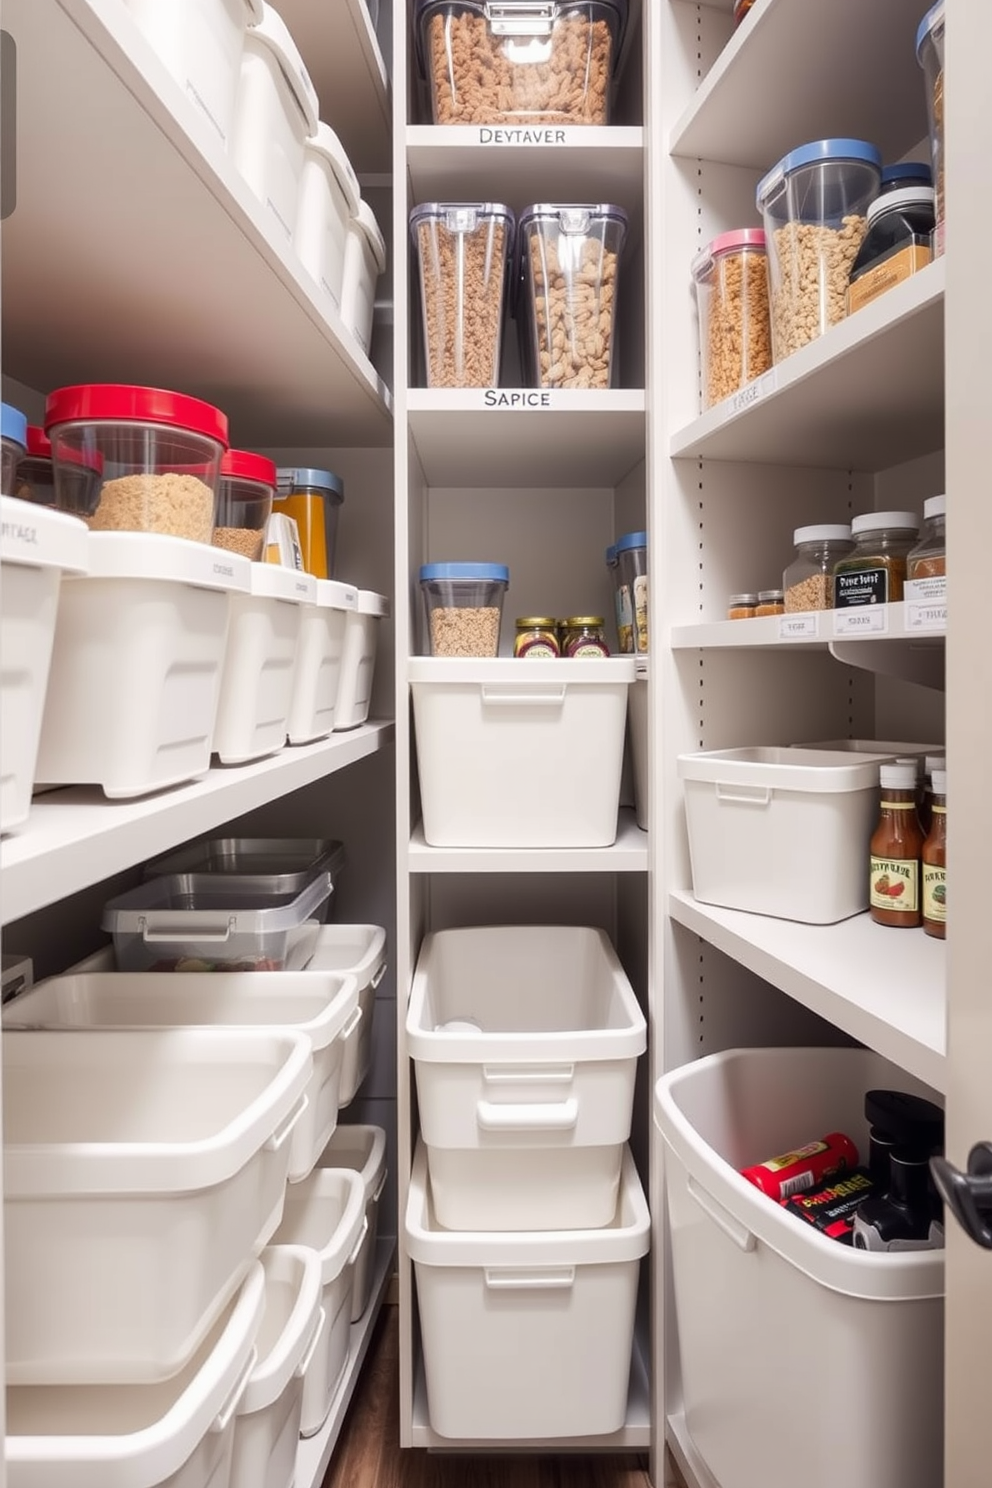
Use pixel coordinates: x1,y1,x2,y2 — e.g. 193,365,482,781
756,588,784,616
905,493,946,604
783,524,854,613
833,511,920,609
561,616,610,657
514,617,560,658
727,592,758,620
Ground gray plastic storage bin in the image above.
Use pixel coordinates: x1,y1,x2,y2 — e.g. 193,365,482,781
142,837,345,922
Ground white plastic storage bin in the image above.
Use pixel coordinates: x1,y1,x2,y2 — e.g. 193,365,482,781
6,1260,266,1488
655,1047,944,1488
409,657,635,849
0,496,88,832
270,1168,365,1437
294,122,361,312
229,1247,323,1488
628,654,648,831
34,533,249,799
8,966,359,1185
229,3,319,244
286,579,358,744
408,925,646,1230
308,924,388,1106
214,563,315,765
317,1123,387,1320
3,1028,311,1385
333,589,388,730
340,197,386,355
678,745,883,923
122,0,263,148
407,1141,649,1440
795,737,943,759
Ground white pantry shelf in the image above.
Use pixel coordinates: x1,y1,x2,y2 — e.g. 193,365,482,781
670,0,928,170
670,260,944,470
1,723,395,926
279,0,390,175
408,389,646,486
408,808,648,874
1,0,391,447
669,888,946,1093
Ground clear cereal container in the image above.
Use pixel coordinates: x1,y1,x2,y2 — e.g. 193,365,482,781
44,383,228,542
1,402,27,496
414,0,628,127
517,203,628,390
411,202,515,388
916,1,945,247
691,229,772,410
756,139,882,363
419,561,509,656
215,449,277,562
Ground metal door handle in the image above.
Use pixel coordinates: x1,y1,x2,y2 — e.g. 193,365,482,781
930,1143,992,1249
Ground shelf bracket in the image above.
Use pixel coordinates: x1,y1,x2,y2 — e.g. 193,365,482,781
828,639,945,692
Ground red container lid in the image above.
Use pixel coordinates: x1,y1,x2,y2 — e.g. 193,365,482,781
220,449,278,488
44,384,229,447
26,426,51,458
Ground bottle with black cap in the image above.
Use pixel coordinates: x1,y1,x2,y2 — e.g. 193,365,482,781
853,1089,946,1252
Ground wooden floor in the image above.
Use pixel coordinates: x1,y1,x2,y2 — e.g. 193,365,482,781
322,1304,655,1488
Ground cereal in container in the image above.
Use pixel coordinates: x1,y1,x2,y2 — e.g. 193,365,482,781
783,524,854,613
419,562,509,656
411,203,515,388
691,230,772,409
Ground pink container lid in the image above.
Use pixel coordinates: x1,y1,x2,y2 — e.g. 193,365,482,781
221,449,278,488
707,228,766,257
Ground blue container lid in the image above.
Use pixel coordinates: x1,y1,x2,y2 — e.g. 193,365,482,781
616,530,647,554
881,161,932,189
420,562,509,584
276,466,344,501
916,0,944,59
605,544,618,567
757,138,882,207
1,402,28,449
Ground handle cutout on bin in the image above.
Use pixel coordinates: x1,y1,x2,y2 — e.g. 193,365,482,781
477,1098,578,1132
714,782,772,807
339,1005,363,1040
484,1267,576,1291
480,686,567,708
265,1095,308,1153
140,915,236,943
296,1307,326,1379
211,1346,257,1434
370,959,388,990
482,1063,574,1085
346,1216,370,1270
687,1175,756,1253
371,1167,388,1203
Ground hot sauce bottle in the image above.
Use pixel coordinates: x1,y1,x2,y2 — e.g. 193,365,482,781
870,762,924,928
922,768,947,939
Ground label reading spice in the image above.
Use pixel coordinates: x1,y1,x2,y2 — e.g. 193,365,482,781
923,865,947,923
871,856,919,913
835,567,889,608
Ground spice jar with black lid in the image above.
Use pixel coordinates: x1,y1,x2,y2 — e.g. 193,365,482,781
833,511,919,609
847,184,935,315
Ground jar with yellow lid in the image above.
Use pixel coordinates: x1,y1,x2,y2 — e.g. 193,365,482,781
514,617,560,658
561,617,610,657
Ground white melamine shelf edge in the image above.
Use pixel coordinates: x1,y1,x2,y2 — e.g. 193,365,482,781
295,1237,397,1488
1,723,395,926
408,809,648,873
668,888,946,1092
671,603,946,650
666,1412,720,1488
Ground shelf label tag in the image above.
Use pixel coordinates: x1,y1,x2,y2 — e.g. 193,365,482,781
482,389,552,409
728,369,776,417
778,612,820,640
478,126,568,146
906,601,947,632
832,606,888,637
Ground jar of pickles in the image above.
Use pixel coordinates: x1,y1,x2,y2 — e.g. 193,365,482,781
561,617,610,657
514,617,560,658
833,512,920,609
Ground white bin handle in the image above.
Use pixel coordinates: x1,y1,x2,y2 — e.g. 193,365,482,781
482,1064,574,1085
339,1005,363,1040
714,783,771,807
265,1094,308,1153
687,1175,756,1253
477,1098,578,1131
484,1267,575,1291
140,915,236,943
295,1307,326,1379
370,959,388,990
480,686,567,707
371,1167,388,1203
211,1346,257,1434
346,1216,370,1269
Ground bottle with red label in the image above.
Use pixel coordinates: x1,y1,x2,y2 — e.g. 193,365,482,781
870,762,924,927
741,1131,859,1201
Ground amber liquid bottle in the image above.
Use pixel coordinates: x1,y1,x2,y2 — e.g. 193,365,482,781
870,763,924,928
922,768,947,939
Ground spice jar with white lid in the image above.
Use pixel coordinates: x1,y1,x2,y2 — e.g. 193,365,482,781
783,524,854,612
906,494,946,605
833,511,920,609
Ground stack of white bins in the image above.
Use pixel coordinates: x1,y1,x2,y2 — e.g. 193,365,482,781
405,924,649,1440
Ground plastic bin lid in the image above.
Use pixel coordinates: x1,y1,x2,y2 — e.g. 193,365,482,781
246,560,316,602
518,202,629,232
276,466,344,501
1,402,28,448
143,837,346,886
923,493,946,518
677,745,883,792
356,588,390,615
81,531,251,590
249,3,319,136
25,425,52,458
916,0,944,57
351,197,387,271
419,561,509,584
881,161,932,189
44,384,229,446
0,495,89,572
315,578,359,610
866,184,935,223
304,121,361,217
691,228,766,279
615,530,647,554
221,449,278,488
757,138,882,206
412,0,629,74
410,201,515,234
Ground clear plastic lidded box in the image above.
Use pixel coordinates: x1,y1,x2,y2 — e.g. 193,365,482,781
691,229,772,410
414,0,629,127
411,202,516,389
142,837,346,911
419,561,509,657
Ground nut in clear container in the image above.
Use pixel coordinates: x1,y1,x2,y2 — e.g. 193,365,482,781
411,203,515,388
783,524,854,612
691,230,772,410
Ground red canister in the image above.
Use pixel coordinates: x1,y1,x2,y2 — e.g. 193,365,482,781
740,1131,859,1201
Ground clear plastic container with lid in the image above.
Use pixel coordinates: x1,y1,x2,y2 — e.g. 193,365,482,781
691,229,772,409
44,384,229,542
1,402,27,496
274,466,344,580
615,530,647,653
833,511,920,609
847,184,935,315
215,450,277,562
410,203,516,388
916,2,945,243
756,139,882,362
783,524,854,612
419,562,509,656
906,494,946,605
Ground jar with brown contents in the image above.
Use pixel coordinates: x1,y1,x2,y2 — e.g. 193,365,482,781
561,616,610,657
727,593,758,620
514,617,560,658
870,762,924,928
833,511,920,609
922,768,947,939
905,493,946,605
783,524,854,612
410,202,515,388
755,589,784,617
691,229,773,410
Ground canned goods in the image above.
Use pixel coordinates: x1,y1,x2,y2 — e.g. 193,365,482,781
561,616,610,657
514,617,560,658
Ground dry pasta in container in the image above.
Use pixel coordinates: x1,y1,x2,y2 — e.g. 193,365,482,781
517,203,628,390
414,0,629,127
419,562,509,656
411,202,515,388
691,230,772,409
